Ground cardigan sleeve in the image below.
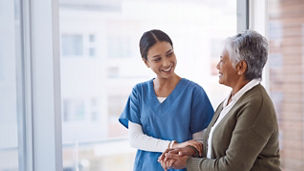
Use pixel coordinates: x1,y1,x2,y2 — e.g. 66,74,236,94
186,94,276,171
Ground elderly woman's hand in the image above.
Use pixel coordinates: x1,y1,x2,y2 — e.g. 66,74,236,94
172,140,203,156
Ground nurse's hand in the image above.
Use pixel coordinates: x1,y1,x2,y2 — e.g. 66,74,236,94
165,148,190,169
172,140,203,156
158,147,191,170
158,149,176,171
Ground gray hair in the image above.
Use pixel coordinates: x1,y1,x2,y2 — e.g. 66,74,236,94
225,30,268,80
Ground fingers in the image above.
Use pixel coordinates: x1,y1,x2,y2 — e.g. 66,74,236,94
159,148,176,170
193,143,203,156
165,160,171,170
168,148,180,155
159,149,188,170
160,160,168,171
159,157,175,170
164,159,175,170
167,159,175,169
175,146,196,157
165,151,181,159
187,141,203,156
172,140,204,156
158,148,171,162
171,155,189,169
188,141,201,150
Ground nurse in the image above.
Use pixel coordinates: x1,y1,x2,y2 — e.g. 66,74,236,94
119,29,214,171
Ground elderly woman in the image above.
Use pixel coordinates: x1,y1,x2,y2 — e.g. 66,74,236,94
159,30,281,171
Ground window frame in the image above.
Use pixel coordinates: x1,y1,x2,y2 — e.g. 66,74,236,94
248,0,269,89
16,0,33,170
20,0,63,170
237,0,249,32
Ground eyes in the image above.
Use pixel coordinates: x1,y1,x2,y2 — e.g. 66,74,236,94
152,58,161,62
219,56,224,64
151,51,174,63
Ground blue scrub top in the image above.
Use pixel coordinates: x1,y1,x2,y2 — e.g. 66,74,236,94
119,78,214,171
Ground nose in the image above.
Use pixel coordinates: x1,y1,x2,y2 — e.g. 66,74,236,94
162,58,170,67
216,60,220,70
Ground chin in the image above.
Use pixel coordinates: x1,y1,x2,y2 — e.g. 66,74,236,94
218,79,225,85
161,73,174,79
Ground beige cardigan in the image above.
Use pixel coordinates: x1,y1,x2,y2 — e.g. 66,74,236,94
187,84,281,171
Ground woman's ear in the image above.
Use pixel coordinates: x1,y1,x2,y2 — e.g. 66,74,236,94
143,58,150,68
236,60,247,75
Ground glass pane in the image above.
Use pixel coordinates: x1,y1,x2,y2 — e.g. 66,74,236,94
61,34,84,56
0,0,20,170
59,0,236,170
268,0,304,171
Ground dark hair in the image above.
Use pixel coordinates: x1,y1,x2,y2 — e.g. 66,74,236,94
139,29,173,60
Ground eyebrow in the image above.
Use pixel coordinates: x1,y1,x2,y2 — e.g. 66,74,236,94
151,54,161,58
166,49,173,54
150,48,173,58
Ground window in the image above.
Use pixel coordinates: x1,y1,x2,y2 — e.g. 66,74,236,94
0,0,23,170
61,33,98,58
268,0,304,170
61,34,84,56
89,48,95,57
89,34,95,43
62,98,103,122
209,38,225,76
107,35,133,58
63,99,85,122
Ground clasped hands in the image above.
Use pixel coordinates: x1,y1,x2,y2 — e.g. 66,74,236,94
158,140,203,171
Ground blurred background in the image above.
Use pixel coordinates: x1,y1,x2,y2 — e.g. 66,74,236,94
0,0,303,170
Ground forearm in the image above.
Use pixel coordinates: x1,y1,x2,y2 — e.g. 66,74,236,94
128,122,202,153
128,121,171,152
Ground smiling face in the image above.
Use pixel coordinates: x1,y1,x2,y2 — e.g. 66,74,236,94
144,41,177,79
216,49,239,87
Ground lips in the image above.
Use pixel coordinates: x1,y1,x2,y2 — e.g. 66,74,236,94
161,65,172,72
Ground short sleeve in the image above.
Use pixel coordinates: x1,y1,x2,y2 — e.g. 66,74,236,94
118,86,141,129
190,86,214,133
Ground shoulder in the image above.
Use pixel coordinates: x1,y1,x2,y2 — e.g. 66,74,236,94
133,79,152,91
235,84,278,130
129,79,153,98
240,84,274,109
250,85,277,120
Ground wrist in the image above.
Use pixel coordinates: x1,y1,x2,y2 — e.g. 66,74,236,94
168,140,176,149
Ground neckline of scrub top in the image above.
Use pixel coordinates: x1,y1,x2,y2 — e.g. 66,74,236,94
149,78,186,106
